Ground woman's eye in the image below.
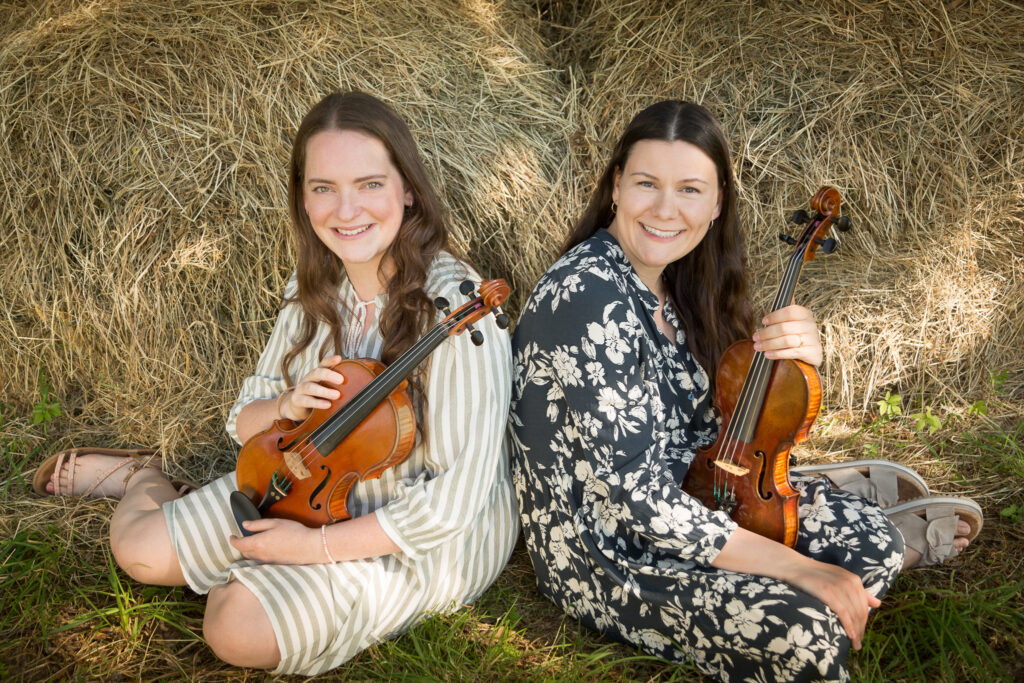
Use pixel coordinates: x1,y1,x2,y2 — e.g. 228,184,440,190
637,180,655,188
312,185,330,193
680,186,699,194
365,181,382,189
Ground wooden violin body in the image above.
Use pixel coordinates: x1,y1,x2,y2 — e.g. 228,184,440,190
681,187,851,547
236,358,416,526
231,279,510,530
684,340,820,547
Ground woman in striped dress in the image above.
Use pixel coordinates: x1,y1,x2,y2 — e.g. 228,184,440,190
36,92,517,674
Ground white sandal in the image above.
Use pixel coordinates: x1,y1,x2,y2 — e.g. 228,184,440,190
792,459,929,508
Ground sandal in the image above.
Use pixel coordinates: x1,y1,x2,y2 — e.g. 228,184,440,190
32,447,199,499
887,496,983,567
792,459,929,508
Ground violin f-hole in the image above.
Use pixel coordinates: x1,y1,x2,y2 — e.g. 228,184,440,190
754,450,774,501
309,464,331,511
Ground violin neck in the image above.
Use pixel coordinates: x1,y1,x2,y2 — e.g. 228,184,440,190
729,242,810,443
311,323,450,453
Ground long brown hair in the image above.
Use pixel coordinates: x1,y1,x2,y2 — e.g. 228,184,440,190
562,100,753,382
282,91,448,384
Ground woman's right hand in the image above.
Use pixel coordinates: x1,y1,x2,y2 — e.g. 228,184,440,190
280,355,346,421
780,558,881,650
712,526,880,650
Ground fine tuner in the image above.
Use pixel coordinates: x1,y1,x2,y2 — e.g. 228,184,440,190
779,208,852,254
434,280,511,346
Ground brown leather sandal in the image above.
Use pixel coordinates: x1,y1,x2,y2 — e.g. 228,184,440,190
32,447,198,499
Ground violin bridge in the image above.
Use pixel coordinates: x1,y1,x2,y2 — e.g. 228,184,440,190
713,460,750,476
283,451,311,480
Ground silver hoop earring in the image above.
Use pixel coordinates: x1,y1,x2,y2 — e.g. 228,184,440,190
611,201,618,214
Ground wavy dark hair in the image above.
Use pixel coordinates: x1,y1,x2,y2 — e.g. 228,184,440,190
562,100,753,383
282,91,448,386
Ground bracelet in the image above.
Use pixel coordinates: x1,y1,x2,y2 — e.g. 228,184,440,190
275,386,296,419
321,524,336,564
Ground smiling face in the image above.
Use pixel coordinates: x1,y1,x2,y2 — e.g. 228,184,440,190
608,139,722,294
302,128,413,290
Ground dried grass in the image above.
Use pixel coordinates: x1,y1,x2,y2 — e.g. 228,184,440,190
566,0,1024,411
0,0,576,462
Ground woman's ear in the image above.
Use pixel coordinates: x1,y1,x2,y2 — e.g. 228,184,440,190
611,166,621,204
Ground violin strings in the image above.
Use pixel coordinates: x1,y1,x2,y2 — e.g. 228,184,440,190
713,223,814,502
287,319,456,471
281,304,481,485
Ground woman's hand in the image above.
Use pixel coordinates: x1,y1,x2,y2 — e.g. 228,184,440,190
229,518,325,565
752,304,823,367
280,355,346,421
779,557,881,651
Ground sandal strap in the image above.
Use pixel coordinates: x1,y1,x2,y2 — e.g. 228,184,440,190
810,466,900,508
62,451,164,498
890,505,960,567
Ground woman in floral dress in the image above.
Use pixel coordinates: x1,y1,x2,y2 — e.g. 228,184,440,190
509,100,970,682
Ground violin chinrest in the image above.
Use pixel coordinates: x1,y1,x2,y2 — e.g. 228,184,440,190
230,490,263,537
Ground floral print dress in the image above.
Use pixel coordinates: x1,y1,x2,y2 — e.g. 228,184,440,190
509,229,904,682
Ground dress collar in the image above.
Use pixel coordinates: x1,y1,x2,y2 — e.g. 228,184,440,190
592,228,660,315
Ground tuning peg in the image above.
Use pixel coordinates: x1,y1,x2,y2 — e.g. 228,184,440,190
791,209,810,225
433,297,451,315
815,237,839,254
493,306,510,330
778,233,798,246
464,322,484,346
459,280,476,297
834,215,852,232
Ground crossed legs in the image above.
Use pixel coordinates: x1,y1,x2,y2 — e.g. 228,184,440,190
103,465,281,669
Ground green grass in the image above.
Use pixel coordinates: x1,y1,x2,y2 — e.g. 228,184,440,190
2,407,1023,681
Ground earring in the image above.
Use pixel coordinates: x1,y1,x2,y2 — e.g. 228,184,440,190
611,201,618,214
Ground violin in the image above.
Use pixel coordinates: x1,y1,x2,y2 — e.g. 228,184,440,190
230,279,510,534
681,187,852,547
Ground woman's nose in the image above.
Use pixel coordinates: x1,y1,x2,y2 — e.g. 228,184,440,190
652,190,676,220
333,191,360,222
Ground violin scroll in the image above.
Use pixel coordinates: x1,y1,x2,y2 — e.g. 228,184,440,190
779,186,853,263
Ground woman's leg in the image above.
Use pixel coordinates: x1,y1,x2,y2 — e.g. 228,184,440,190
203,580,281,669
109,468,187,585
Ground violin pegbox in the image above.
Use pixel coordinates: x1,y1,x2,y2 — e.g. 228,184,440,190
438,279,511,346
778,186,853,262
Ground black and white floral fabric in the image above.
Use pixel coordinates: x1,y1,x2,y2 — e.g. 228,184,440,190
510,230,904,682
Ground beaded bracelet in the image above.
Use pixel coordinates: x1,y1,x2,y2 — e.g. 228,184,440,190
321,524,336,564
275,386,296,419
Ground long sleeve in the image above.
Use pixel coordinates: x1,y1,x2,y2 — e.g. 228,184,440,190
225,274,303,445
513,263,735,568
374,278,514,561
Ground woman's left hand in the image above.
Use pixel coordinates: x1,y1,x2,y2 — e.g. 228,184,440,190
229,517,324,565
752,304,823,367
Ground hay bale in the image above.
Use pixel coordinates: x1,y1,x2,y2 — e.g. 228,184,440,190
567,0,1024,411
0,0,576,461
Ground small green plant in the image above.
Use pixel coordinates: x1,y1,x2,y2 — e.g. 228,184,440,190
990,369,1009,395
862,443,879,457
30,369,62,434
910,406,942,435
877,391,902,420
1000,504,1024,525
968,400,988,417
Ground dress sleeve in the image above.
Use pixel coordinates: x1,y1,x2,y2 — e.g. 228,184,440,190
514,268,736,567
225,274,303,445
374,284,513,560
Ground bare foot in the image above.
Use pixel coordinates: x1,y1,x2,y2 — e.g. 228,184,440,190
901,519,972,571
47,453,155,498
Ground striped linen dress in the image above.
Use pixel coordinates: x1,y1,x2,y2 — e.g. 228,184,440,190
161,252,518,675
